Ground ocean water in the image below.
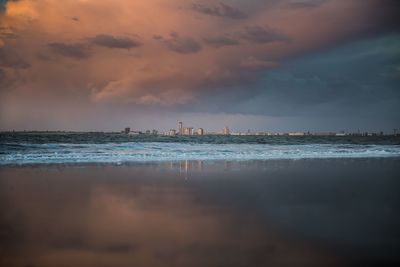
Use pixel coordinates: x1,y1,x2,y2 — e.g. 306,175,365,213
1,132,400,165
1,134,400,266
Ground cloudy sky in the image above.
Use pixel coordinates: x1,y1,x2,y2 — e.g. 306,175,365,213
0,0,399,132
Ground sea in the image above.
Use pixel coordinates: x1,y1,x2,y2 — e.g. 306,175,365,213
1,132,400,266
1,132,400,165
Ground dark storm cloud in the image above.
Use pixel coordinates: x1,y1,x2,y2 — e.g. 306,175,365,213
192,2,246,19
203,25,289,47
240,26,289,44
157,32,202,54
90,34,142,49
48,42,91,59
285,0,328,9
203,35,240,48
377,0,400,33
197,35,400,120
0,46,30,68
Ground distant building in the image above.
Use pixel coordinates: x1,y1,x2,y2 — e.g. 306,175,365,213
152,129,158,135
124,127,130,134
178,121,183,135
223,126,230,135
169,129,176,136
196,128,204,135
183,127,193,135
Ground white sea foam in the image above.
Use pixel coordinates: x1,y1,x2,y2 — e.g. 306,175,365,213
1,142,400,165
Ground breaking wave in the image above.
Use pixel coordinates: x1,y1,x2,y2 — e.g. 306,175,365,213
1,142,400,165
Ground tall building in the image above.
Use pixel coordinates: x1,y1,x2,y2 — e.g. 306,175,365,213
124,127,130,134
223,126,230,135
178,121,183,135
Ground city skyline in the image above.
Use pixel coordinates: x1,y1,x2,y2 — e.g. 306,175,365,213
3,118,399,135
118,120,395,136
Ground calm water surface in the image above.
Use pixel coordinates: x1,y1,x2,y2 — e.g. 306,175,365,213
1,159,399,267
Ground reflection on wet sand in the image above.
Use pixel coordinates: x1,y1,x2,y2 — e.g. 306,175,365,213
176,160,203,178
1,159,399,267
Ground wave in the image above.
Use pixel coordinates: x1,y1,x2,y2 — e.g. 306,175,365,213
1,142,400,165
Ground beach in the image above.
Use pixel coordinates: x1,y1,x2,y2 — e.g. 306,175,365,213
1,158,399,267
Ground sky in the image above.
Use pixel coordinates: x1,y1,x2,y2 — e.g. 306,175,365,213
0,0,399,132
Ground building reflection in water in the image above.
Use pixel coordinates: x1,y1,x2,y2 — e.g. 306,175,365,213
167,160,205,179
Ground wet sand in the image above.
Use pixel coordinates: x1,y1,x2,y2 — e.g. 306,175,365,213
1,159,399,267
